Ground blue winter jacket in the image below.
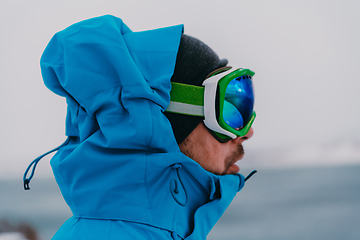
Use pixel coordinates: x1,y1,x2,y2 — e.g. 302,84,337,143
39,15,246,240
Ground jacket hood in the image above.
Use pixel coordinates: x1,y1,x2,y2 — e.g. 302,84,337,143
41,15,181,152
39,15,246,240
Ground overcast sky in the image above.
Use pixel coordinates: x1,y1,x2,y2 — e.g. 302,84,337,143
1,0,360,178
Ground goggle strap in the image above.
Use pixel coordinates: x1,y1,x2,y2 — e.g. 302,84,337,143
166,101,204,117
166,82,205,116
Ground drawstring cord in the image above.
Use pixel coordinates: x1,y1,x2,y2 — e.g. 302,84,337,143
245,170,257,182
170,164,188,206
23,137,70,190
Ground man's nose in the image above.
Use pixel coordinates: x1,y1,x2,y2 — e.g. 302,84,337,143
244,127,254,140
233,127,254,143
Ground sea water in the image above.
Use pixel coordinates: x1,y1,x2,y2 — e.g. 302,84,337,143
1,165,359,240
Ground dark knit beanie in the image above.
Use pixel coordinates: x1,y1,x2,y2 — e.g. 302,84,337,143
164,34,228,144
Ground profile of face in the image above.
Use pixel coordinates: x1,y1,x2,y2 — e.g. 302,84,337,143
179,122,253,175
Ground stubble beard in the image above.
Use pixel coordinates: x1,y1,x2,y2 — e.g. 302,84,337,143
222,144,244,175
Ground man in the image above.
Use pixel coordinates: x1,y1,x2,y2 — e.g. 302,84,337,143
24,15,256,240
165,34,255,176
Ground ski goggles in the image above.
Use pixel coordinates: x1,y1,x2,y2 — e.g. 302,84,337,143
166,67,256,142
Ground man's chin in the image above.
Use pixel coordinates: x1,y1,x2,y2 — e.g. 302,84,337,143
224,163,240,175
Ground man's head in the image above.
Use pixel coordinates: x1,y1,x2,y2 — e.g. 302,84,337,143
165,34,254,175
165,34,228,144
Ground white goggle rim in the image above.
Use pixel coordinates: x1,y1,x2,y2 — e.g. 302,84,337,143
202,68,237,139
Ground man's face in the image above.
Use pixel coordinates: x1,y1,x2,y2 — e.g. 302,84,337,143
179,122,254,175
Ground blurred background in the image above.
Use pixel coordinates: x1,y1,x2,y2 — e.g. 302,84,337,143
1,0,359,239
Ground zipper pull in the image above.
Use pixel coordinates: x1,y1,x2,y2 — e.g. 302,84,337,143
245,170,257,182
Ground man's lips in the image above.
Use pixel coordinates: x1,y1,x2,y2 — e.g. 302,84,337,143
228,150,245,174
223,144,245,175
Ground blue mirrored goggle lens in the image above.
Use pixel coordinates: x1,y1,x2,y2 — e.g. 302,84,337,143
223,76,254,130
223,100,244,130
